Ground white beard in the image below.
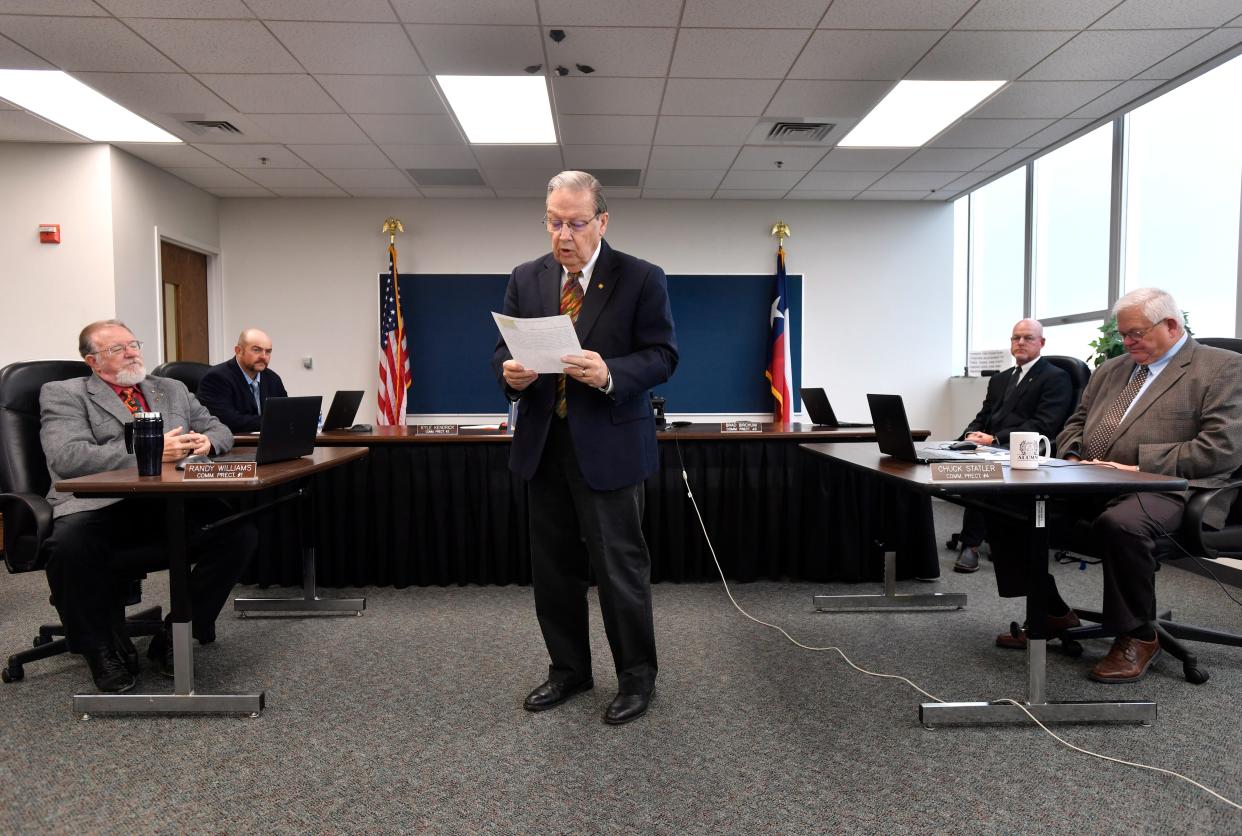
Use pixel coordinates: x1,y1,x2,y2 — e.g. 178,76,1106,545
115,365,147,386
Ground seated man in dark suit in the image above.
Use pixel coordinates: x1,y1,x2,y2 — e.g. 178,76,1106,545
197,328,288,433
40,319,255,693
953,318,1073,572
987,288,1242,682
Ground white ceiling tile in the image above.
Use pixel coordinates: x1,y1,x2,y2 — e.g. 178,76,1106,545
603,187,642,198
1068,79,1162,118
714,190,791,199
196,144,309,168
866,171,959,190
721,170,805,189
237,167,335,188
405,24,541,74
790,30,941,80
392,0,535,24
732,146,828,170
342,186,422,197
0,1,108,14
113,142,222,168
152,113,272,144
168,167,261,188
379,143,476,168
320,168,412,189
654,115,755,145
930,118,1054,147
0,32,50,69
268,185,349,197
492,187,546,197
560,114,657,144
0,109,85,141
970,148,1035,172
957,0,1119,30
814,149,912,171
1229,12,1242,25
355,114,462,144
1022,30,1209,80
799,171,885,189
268,22,426,75
316,75,446,115
648,145,740,169
248,114,373,144
125,19,302,73
895,148,1000,171
819,0,974,29
854,191,928,200
562,144,650,168
682,0,832,28
642,189,716,199
644,169,726,189
1093,0,1242,29
0,15,179,71
286,144,395,168
670,29,809,79
661,79,779,116
539,0,681,27
485,168,560,189
552,77,665,115
970,81,1118,119
910,31,1077,81
786,189,860,199
73,72,233,114
765,80,892,119
208,187,276,197
247,0,397,21
197,74,341,114
1015,118,1096,148
945,172,996,190
547,27,677,78
924,191,960,200
1136,29,1242,80
99,0,252,16
418,185,495,197
473,145,563,168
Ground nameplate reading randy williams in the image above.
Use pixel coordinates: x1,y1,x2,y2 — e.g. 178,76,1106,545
930,461,1004,482
182,461,258,480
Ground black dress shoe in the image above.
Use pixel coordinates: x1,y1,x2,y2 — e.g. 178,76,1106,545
523,678,593,712
147,625,175,678
111,627,140,676
603,691,651,725
82,647,136,694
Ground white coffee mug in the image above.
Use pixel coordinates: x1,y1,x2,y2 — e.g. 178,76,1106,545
1009,431,1051,470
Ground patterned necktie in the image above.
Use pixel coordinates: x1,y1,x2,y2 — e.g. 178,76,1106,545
555,272,585,419
251,379,262,414
119,387,142,414
1084,365,1149,460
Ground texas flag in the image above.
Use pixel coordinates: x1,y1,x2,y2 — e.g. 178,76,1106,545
765,246,792,424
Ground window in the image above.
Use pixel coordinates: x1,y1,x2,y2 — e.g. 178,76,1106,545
1041,319,1104,367
967,167,1027,354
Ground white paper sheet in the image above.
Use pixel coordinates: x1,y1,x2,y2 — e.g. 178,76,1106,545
492,312,583,373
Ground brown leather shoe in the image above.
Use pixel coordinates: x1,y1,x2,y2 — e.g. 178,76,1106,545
1090,635,1161,683
995,610,1082,649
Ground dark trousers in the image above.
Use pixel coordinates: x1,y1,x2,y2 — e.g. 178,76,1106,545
988,492,1186,634
960,506,987,548
528,418,656,696
44,499,255,652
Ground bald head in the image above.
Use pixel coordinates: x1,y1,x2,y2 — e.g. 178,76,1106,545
234,328,273,376
1009,318,1045,365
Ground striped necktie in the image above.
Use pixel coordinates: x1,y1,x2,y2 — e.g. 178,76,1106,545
555,272,585,419
1084,365,1149,461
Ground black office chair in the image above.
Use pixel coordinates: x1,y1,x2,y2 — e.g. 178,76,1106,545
0,360,163,684
1041,354,1091,412
151,360,211,395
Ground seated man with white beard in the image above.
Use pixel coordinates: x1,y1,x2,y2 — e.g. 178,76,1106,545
38,319,255,694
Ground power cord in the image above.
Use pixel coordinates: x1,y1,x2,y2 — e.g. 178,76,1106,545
669,436,1242,813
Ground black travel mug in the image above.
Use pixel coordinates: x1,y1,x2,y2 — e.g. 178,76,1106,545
124,412,164,476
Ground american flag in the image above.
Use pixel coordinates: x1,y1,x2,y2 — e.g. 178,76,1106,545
765,246,793,424
378,242,410,425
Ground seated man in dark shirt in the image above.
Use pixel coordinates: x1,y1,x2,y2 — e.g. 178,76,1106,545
197,328,288,433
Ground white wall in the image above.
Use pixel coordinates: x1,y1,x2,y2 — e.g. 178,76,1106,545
0,143,114,367
218,197,959,436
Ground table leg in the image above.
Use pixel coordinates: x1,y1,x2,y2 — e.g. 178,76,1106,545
814,551,967,611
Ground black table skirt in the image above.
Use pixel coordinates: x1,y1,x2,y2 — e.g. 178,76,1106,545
241,441,938,588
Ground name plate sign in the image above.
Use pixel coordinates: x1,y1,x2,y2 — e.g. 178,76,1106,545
721,421,762,433
930,461,1004,482
415,424,460,436
182,461,258,480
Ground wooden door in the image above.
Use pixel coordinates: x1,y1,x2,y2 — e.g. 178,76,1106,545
159,241,209,363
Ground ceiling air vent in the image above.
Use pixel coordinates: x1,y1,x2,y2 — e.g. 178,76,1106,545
182,119,242,134
591,169,642,188
407,168,486,187
765,121,835,143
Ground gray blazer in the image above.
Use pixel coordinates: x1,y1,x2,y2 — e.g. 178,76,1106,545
39,373,234,518
1056,338,1242,528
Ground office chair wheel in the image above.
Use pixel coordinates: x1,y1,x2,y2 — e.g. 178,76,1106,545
1183,662,1209,685
1060,639,1083,657
2,663,23,683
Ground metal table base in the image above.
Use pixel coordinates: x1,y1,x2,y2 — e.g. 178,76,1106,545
234,546,365,616
814,551,967,612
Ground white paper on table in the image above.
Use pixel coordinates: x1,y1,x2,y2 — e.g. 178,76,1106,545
492,312,583,374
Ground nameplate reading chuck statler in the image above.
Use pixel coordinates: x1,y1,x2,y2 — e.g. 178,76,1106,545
415,424,460,436
930,461,1004,482
182,461,258,480
721,421,762,433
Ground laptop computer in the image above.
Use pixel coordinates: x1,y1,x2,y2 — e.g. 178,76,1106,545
866,393,981,464
215,395,322,465
800,387,871,428
320,390,365,431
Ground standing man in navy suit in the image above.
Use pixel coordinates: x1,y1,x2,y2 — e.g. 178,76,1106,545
494,171,678,725
197,328,288,433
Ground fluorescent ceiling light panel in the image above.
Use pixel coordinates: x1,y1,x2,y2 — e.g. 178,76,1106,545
0,70,180,143
839,80,1005,148
436,75,556,144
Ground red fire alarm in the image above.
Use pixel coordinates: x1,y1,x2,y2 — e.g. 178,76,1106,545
39,224,61,244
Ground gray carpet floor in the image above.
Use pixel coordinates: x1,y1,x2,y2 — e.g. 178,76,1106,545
3,500,1242,835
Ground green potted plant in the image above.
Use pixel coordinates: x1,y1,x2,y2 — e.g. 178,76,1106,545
1088,312,1192,367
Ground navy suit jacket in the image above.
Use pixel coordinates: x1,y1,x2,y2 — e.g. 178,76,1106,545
197,358,288,433
493,240,678,491
962,356,1072,447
